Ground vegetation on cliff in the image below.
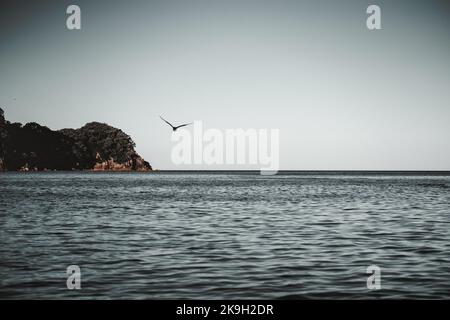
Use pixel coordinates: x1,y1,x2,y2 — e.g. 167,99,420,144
0,108,152,171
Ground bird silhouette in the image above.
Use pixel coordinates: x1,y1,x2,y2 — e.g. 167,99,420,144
159,115,192,131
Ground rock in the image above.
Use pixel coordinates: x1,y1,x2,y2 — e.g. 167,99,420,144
0,107,5,171
0,109,152,172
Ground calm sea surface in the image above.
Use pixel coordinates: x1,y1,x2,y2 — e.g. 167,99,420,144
0,172,449,299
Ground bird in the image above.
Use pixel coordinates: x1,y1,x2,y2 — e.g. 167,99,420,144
159,115,192,132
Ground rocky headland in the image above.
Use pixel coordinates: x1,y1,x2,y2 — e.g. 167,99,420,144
0,108,152,172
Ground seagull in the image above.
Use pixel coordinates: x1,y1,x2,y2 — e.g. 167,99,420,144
159,115,192,132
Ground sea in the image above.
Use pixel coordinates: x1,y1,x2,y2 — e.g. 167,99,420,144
0,171,449,299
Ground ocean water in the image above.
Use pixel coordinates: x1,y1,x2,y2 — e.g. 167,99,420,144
0,172,449,299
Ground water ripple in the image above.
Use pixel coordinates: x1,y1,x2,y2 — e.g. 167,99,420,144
0,172,450,299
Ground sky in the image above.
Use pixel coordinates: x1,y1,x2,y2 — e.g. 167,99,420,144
1,0,449,170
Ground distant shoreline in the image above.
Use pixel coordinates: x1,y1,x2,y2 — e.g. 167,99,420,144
2,170,450,176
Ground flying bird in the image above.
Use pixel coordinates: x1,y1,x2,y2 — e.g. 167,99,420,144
159,115,192,132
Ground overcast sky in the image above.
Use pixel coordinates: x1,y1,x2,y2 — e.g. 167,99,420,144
1,0,449,170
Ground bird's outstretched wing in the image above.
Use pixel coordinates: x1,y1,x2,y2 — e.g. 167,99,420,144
175,123,193,130
159,115,175,129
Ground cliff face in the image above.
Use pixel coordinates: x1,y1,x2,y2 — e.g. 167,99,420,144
0,108,152,172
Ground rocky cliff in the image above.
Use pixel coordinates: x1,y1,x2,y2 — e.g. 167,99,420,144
0,108,152,172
